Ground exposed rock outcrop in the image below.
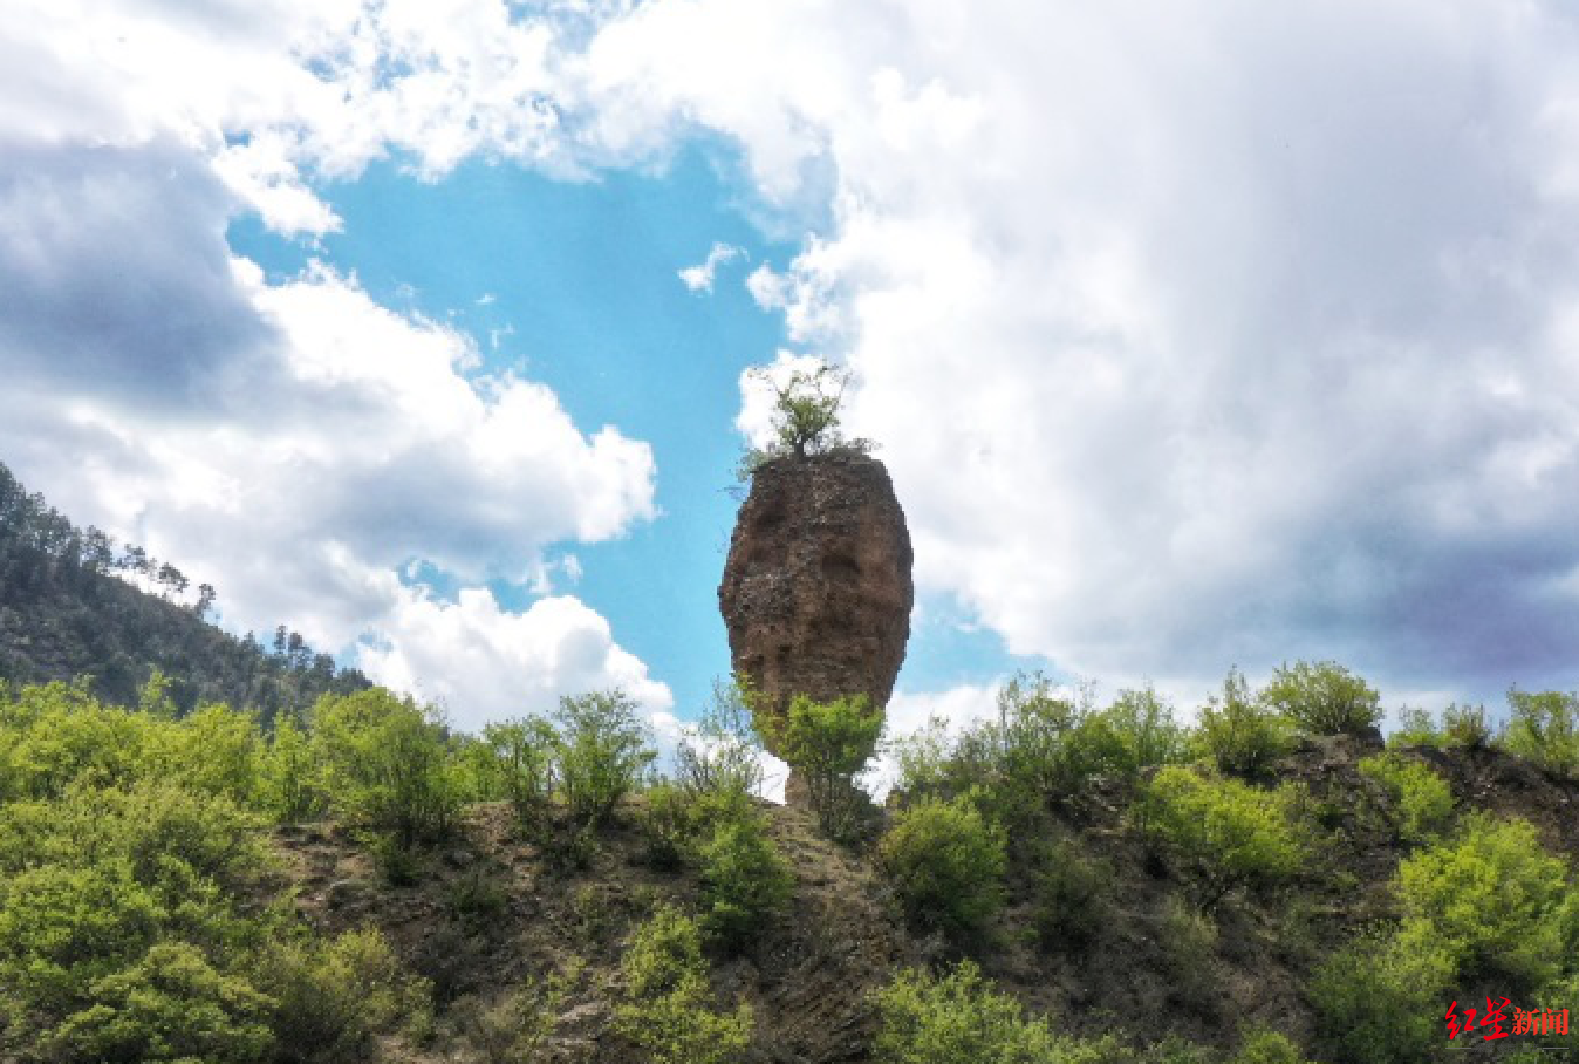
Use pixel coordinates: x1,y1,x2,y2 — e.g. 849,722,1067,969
718,452,914,757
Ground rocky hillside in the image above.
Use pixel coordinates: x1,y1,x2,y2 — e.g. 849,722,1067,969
263,734,1579,1064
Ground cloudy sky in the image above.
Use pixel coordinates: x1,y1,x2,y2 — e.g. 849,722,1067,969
7,0,1579,748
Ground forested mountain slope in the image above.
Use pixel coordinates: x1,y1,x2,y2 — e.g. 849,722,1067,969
0,460,367,719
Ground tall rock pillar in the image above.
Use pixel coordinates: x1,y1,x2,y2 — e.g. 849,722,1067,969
718,452,914,763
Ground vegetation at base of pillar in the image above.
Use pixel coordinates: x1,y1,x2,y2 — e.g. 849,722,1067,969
768,692,883,839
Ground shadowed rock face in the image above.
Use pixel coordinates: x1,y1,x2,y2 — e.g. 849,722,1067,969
719,452,914,758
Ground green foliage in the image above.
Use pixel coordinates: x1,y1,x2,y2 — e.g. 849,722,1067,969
457,966,579,1064
1388,706,1442,747
141,701,266,805
1356,753,1453,843
772,693,883,839
1393,812,1574,989
880,793,1007,940
1027,838,1112,955
554,690,656,829
1194,667,1294,778
1142,766,1303,910
0,680,150,800
1098,685,1188,780
0,460,370,718
1309,934,1454,1064
1260,660,1382,736
255,927,431,1064
872,960,1134,1064
37,941,274,1064
615,905,753,1064
1230,1027,1315,1064
263,713,327,824
1503,688,1579,778
312,688,463,851
677,679,767,804
698,817,793,953
481,714,558,824
1442,702,1493,749
737,360,874,479
873,960,1054,1064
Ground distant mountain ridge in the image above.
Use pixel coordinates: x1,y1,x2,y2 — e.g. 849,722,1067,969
0,460,368,719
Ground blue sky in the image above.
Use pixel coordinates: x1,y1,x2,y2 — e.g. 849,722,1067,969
8,0,1579,752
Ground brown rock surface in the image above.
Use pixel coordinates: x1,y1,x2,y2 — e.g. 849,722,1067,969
719,451,914,756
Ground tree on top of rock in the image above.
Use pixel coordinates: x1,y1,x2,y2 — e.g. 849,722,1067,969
738,359,874,480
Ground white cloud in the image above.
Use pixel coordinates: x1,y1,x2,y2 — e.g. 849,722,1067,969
358,588,671,731
677,241,745,293
15,0,1579,721
569,0,1579,703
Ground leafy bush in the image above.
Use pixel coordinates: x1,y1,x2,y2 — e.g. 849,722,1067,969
140,702,266,805
1503,688,1579,778
457,967,576,1064
482,714,558,824
1259,660,1382,736
1309,934,1453,1064
255,927,431,1064
554,690,656,829
1356,753,1453,843
771,694,883,839
1142,766,1303,910
871,960,1135,1064
677,679,768,802
1194,668,1294,777
263,713,327,824
1028,838,1111,955
36,941,273,1064
873,960,1056,1063
312,688,464,851
1230,1026,1316,1064
880,793,1007,940
0,681,150,800
1442,703,1493,749
1098,685,1188,780
615,905,753,1064
1393,812,1574,989
698,817,793,953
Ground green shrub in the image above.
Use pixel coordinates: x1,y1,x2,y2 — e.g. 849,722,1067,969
880,793,1007,940
0,861,162,1038
0,682,150,800
677,679,768,801
140,702,266,806
554,690,656,829
1393,812,1574,989
263,714,327,824
1098,685,1188,780
1027,838,1111,955
1503,688,1579,778
255,927,431,1064
615,905,752,1064
872,960,1080,1064
312,688,464,851
1142,766,1303,910
639,780,695,872
457,967,577,1064
1260,660,1382,735
37,941,273,1064
1195,668,1294,777
1309,934,1453,1064
1441,703,1492,749
482,715,558,824
771,694,882,840
698,818,793,953
1230,1026,1315,1064
1389,706,1443,747
1356,753,1453,843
